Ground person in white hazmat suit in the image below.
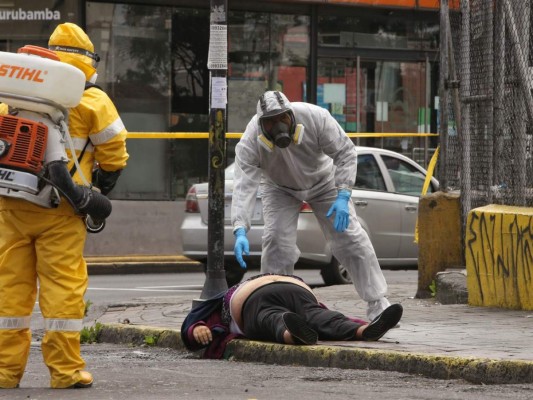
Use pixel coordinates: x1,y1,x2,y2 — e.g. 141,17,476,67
231,90,392,321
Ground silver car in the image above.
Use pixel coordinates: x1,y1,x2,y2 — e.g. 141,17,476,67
180,147,439,286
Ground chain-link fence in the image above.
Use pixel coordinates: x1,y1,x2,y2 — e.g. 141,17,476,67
439,0,533,228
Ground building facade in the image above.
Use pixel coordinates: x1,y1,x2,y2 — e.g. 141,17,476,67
0,0,441,200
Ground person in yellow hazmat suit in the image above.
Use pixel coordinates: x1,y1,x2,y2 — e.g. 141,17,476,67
0,23,129,389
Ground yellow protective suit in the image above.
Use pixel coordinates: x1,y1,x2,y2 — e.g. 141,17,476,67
0,23,128,389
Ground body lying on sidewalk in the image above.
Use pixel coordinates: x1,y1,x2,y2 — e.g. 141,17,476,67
181,273,403,358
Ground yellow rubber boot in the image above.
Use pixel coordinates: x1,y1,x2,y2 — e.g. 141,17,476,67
68,371,93,389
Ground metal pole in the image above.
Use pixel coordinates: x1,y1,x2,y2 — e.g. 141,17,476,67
484,0,494,203
446,9,461,137
503,0,528,205
438,0,449,187
460,0,472,231
503,0,533,123
356,55,361,146
494,0,505,188
196,0,229,304
424,55,430,167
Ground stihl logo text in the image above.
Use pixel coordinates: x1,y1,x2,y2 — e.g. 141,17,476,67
0,64,45,82
0,170,14,181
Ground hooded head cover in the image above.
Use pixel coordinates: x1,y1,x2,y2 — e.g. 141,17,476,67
48,23,100,81
257,91,296,148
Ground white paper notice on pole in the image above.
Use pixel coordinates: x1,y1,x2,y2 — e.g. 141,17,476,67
207,24,227,69
211,77,227,109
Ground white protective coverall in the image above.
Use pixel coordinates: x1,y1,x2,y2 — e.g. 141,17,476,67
231,91,390,320
0,23,128,389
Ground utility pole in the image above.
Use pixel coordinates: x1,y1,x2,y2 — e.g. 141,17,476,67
197,0,229,302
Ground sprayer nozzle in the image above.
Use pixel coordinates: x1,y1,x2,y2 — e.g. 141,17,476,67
76,187,112,221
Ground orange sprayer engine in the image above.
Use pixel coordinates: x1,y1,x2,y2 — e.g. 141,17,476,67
0,114,48,174
0,115,49,196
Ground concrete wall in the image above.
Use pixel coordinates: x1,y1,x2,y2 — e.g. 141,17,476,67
84,200,186,256
466,204,533,310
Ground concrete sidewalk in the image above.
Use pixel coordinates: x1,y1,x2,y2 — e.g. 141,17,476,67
91,267,533,385
86,255,203,274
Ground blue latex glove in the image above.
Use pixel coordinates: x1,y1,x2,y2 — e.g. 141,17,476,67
234,227,249,269
326,189,352,232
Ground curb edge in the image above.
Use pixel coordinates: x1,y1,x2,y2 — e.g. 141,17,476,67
98,324,533,384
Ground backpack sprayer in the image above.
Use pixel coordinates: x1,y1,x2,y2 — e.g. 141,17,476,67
0,45,111,232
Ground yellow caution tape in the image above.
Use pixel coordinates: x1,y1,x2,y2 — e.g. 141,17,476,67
126,132,438,139
414,145,440,244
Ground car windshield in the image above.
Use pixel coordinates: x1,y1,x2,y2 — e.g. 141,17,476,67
382,155,429,195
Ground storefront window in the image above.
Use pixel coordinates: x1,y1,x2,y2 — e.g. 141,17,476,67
318,9,438,51
228,12,309,133
169,8,210,198
86,4,310,199
1,1,440,202
87,3,173,199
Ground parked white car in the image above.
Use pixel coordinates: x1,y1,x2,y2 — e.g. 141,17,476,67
180,147,439,286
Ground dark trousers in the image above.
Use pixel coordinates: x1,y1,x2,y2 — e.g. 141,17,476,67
241,282,362,343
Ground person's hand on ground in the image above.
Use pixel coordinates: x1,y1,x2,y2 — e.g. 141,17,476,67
193,325,213,345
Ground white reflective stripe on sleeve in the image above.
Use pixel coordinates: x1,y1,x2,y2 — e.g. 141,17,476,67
44,318,83,332
0,316,31,329
89,117,125,145
71,137,94,152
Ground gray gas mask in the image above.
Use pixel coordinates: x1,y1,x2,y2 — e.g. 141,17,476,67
262,119,292,148
258,91,296,148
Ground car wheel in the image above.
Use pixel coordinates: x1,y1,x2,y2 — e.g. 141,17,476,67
320,257,352,285
202,263,245,287
224,264,246,287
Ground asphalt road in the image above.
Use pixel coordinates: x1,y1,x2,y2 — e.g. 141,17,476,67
8,343,533,399
16,270,533,398
85,269,327,305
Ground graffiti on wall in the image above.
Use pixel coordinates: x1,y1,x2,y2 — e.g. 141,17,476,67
466,209,533,310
